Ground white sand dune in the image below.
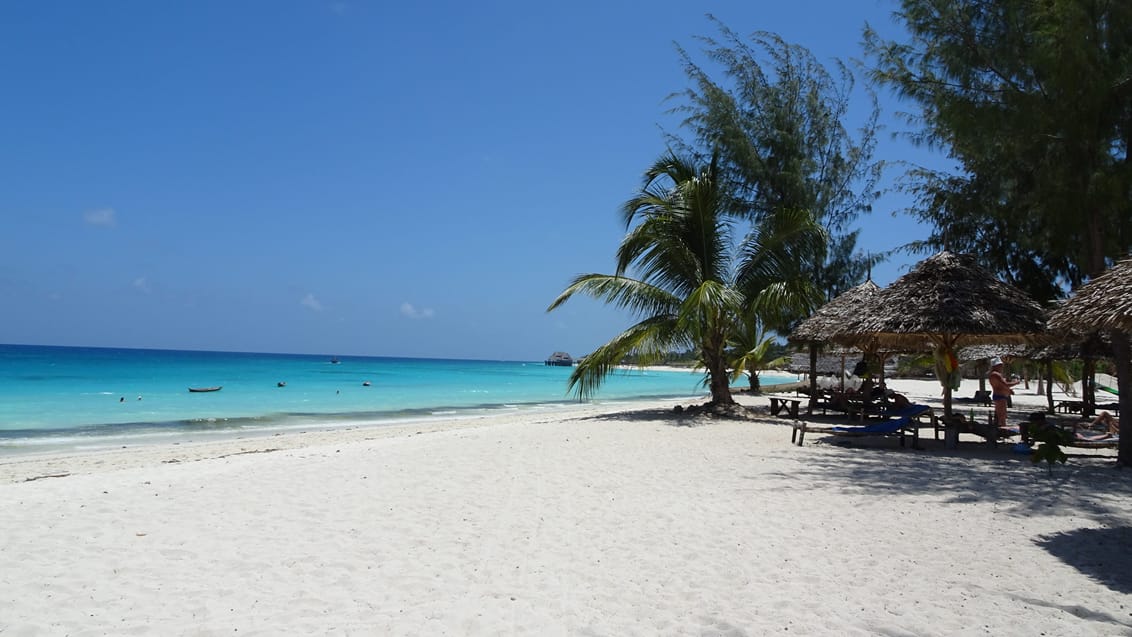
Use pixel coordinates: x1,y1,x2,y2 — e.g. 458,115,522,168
1,380,1130,635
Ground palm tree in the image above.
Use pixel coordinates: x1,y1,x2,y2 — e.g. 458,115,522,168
547,152,824,407
728,317,790,393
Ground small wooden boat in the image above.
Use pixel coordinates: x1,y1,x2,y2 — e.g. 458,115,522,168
277,381,287,387
188,386,223,393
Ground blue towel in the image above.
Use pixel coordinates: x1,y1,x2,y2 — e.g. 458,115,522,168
881,404,931,420
831,404,931,435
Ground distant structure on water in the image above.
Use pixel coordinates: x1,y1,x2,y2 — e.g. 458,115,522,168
544,351,574,367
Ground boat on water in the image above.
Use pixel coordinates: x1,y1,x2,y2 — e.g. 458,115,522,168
188,386,223,393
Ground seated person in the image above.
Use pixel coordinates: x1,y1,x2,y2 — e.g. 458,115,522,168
847,377,875,398
889,392,912,410
841,378,880,419
1089,411,1120,436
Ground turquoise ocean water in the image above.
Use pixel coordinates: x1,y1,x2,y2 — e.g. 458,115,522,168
0,344,796,453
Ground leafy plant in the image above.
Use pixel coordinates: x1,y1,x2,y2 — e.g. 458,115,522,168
1030,426,1069,475
727,318,790,393
547,153,824,405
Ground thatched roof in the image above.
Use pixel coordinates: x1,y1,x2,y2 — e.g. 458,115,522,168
788,280,881,344
787,352,860,374
1023,341,1108,361
957,344,1028,362
1048,255,1132,334
832,252,1047,350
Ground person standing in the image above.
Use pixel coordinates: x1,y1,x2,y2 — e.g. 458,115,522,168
988,356,1019,428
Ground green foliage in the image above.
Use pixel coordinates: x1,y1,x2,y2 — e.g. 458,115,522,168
620,350,700,367
548,153,823,404
864,0,1132,293
669,16,883,316
896,353,935,378
727,317,790,392
817,231,885,302
1050,360,1080,396
1030,426,1069,476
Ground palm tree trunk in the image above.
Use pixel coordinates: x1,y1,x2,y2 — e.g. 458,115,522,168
1045,360,1054,413
807,344,818,416
1111,331,1131,467
1083,359,1096,417
708,364,734,404
703,346,734,405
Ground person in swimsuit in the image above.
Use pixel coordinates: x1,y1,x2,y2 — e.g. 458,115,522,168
988,357,1019,428
1090,411,1120,436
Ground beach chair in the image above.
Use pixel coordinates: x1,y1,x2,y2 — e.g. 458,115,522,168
791,404,934,449
1056,400,1085,414
1065,432,1120,449
1022,413,1119,449
955,389,993,406
878,404,933,421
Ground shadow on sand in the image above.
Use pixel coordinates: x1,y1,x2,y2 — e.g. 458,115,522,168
1034,526,1132,595
576,404,1132,599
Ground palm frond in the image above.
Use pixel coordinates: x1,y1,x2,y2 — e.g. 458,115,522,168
566,315,691,399
677,280,744,336
546,274,680,319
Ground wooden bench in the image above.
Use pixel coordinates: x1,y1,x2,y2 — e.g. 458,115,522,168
769,396,802,419
1057,400,1085,414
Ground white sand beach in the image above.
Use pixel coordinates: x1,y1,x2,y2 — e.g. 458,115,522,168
2,379,1130,635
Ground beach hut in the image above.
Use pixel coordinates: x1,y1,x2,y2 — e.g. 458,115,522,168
1047,255,1132,465
788,281,882,415
831,252,1047,443
544,352,574,367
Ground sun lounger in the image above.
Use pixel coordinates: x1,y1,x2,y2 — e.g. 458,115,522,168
1066,433,1120,448
790,404,935,449
1055,400,1119,416
878,404,933,421
967,421,1021,444
1057,400,1085,414
955,390,992,406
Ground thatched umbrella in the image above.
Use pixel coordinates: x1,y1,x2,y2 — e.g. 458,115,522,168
1020,333,1112,413
789,281,881,414
833,252,1047,428
1048,255,1132,466
958,344,1029,399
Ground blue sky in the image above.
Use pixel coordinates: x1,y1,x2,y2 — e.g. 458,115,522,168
1,1,943,361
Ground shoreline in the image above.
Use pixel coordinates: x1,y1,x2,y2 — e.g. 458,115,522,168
0,394,707,483
0,364,798,459
3,379,1129,634
0,376,1109,482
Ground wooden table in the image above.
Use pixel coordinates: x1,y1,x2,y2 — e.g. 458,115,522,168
769,396,802,419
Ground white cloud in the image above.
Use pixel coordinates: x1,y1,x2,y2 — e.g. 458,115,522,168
400,302,435,319
83,207,117,227
133,277,151,294
301,293,324,312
